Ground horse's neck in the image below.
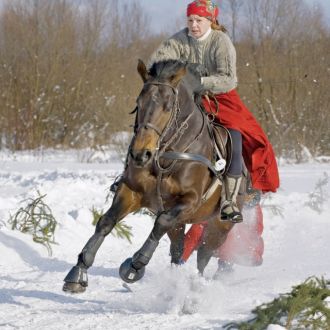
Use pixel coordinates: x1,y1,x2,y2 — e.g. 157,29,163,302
166,84,209,153
178,84,201,125
178,84,193,112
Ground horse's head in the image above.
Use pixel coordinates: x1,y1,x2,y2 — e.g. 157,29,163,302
130,60,187,167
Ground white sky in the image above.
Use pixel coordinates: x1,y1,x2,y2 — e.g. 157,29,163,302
0,0,328,34
135,0,330,34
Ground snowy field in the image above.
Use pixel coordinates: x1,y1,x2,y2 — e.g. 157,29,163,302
0,150,329,330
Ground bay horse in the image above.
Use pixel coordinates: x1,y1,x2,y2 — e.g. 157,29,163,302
63,60,246,293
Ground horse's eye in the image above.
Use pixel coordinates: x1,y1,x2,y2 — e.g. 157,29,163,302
164,104,172,112
130,106,138,114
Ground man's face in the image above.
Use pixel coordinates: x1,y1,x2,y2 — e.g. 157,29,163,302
187,15,212,39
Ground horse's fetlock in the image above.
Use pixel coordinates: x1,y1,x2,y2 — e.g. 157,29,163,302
170,245,184,263
132,254,149,269
132,237,159,267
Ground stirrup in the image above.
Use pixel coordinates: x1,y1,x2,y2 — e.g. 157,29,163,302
110,175,122,193
220,201,243,223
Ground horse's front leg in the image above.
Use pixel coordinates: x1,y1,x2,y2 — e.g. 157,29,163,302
119,198,194,283
63,183,141,293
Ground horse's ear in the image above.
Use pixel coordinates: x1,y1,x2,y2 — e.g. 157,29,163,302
137,59,149,82
170,66,187,87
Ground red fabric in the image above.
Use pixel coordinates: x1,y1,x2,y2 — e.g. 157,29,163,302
202,90,280,193
216,204,264,266
182,204,264,266
182,222,206,262
187,0,219,22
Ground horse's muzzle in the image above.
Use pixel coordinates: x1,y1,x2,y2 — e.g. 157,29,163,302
130,149,153,167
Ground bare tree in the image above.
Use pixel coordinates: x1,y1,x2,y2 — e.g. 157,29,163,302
0,0,152,149
235,0,330,159
222,0,244,43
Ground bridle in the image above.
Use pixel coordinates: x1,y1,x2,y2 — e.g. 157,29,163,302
135,81,181,139
135,81,198,171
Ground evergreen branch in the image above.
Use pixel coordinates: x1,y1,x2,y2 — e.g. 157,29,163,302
224,276,330,330
9,192,57,256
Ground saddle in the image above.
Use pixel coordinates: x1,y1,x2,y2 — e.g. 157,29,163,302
194,93,232,176
210,122,253,200
210,122,232,175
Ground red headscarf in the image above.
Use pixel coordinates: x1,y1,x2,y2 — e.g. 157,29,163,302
187,0,219,22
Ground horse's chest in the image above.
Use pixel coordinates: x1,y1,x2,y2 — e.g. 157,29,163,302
139,175,181,208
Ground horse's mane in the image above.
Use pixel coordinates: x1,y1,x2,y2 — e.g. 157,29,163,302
149,60,209,94
149,60,186,81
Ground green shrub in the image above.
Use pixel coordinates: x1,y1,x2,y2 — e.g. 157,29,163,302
9,193,57,256
224,277,330,330
91,206,133,243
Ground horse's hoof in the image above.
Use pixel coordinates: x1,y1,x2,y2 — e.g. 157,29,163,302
62,266,88,293
63,281,86,293
171,259,185,266
119,257,145,283
213,260,234,280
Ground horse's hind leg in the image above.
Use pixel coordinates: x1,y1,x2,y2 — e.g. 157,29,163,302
197,220,233,276
197,244,214,275
167,224,186,264
63,184,141,293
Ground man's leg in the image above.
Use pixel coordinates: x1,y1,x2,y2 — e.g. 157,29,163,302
221,129,243,223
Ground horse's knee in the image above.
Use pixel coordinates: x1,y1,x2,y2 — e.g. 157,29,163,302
153,212,175,239
158,212,173,228
95,213,117,236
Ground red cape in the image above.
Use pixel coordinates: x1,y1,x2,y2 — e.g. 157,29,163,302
182,204,264,266
202,90,280,193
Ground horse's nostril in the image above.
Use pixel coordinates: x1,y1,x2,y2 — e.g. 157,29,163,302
145,150,152,159
131,149,153,167
141,150,152,163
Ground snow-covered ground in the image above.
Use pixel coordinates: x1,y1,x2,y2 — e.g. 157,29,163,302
0,150,329,329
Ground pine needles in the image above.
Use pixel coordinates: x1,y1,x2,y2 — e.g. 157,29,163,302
91,206,133,243
224,277,330,330
9,192,57,256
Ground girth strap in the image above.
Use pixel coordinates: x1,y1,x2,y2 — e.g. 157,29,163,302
160,151,219,177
